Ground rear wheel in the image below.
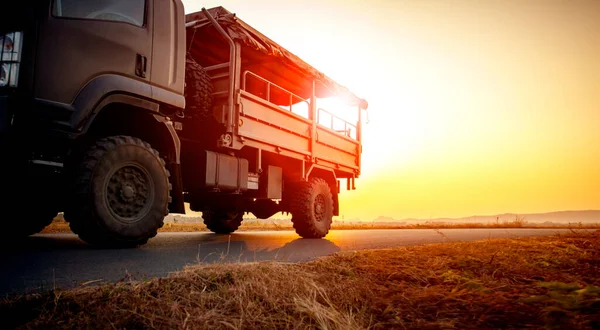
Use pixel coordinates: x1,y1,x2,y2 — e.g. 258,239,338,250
203,208,243,234
290,178,334,238
65,136,171,247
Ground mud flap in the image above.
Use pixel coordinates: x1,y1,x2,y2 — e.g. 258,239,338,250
169,162,185,214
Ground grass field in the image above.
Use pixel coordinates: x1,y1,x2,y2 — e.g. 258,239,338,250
40,217,600,234
3,230,598,329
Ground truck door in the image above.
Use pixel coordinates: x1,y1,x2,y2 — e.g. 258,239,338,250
151,0,185,95
35,0,154,104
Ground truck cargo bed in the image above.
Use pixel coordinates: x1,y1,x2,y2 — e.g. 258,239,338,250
185,7,367,180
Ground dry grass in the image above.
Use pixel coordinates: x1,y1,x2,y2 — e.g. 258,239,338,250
3,230,599,329
40,217,600,234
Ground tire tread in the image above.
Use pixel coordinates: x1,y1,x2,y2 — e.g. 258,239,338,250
65,136,170,247
290,178,333,238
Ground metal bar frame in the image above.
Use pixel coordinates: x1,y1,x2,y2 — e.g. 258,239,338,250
242,70,359,140
310,80,317,162
242,70,309,111
316,107,358,139
202,8,237,135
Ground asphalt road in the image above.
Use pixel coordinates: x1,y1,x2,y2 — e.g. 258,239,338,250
0,228,576,296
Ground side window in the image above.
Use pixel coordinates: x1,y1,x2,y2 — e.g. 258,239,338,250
52,0,146,27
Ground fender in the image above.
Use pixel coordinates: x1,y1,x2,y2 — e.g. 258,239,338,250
68,74,184,130
77,96,182,165
79,93,159,133
72,75,184,165
152,114,181,165
305,164,337,183
152,115,185,214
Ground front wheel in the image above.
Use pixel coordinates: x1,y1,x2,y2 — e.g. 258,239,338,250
290,178,334,238
65,136,171,247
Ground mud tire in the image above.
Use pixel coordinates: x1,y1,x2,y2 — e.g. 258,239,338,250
291,178,333,238
65,136,171,247
185,55,213,120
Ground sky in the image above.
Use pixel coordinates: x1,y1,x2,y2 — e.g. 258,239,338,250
182,0,600,220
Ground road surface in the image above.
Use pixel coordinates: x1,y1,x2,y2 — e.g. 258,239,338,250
0,228,576,295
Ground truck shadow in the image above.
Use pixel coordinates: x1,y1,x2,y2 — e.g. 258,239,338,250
0,233,341,296
194,235,341,263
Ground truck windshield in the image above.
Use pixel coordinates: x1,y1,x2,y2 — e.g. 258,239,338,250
52,0,146,27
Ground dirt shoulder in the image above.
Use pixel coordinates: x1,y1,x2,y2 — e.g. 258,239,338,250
40,218,600,234
3,231,599,329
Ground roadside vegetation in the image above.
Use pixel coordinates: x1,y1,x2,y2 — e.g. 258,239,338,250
41,216,600,234
3,231,598,329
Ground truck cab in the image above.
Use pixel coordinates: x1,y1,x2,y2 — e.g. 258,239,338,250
2,0,186,241
1,1,368,247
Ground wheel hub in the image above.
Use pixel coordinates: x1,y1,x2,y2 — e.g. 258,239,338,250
121,185,135,200
106,165,152,221
314,194,326,222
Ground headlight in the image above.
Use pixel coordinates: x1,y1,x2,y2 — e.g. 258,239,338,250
0,32,23,87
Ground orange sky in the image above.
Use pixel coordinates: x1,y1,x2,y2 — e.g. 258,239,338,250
183,0,600,220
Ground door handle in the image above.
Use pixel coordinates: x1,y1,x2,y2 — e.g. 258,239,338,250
135,54,147,78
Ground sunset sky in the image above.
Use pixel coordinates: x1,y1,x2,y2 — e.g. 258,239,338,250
183,0,600,220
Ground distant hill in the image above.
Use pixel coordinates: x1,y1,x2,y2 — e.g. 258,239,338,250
373,216,395,222
385,210,600,225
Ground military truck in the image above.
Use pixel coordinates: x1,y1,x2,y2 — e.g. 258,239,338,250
0,1,368,247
